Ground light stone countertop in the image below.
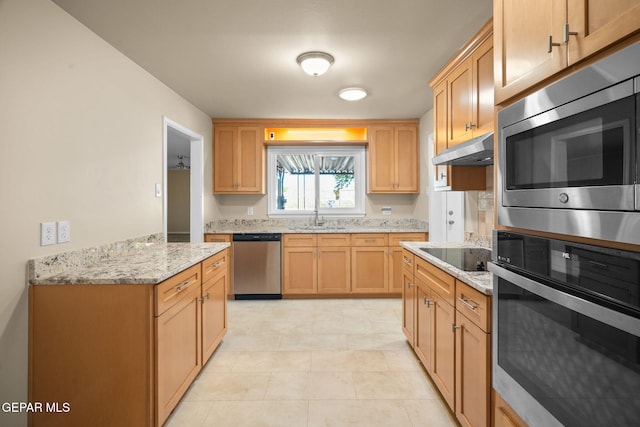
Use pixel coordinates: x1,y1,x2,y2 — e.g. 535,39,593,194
205,218,428,234
400,241,493,295
29,238,230,285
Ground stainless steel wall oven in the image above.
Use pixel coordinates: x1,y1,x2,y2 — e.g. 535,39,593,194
490,231,640,427
497,40,640,245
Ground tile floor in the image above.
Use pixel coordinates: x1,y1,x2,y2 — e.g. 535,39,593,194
166,298,457,427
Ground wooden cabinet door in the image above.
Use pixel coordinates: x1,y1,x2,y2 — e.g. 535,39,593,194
236,126,263,193
317,246,351,293
431,293,455,409
156,283,202,426
414,281,433,372
389,246,405,293
567,0,640,64
471,37,494,137
455,312,491,427
402,267,416,344
283,247,317,294
213,126,236,192
493,390,528,427
202,272,227,363
448,58,474,146
433,80,450,189
213,126,263,194
394,126,419,192
494,0,566,104
368,126,396,192
351,247,389,293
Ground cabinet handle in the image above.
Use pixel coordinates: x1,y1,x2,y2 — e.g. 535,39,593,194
424,297,433,307
452,323,461,332
407,283,415,288
458,297,479,311
175,279,196,292
563,23,578,43
402,256,411,264
547,35,561,53
205,292,211,300
439,172,447,179
465,123,476,131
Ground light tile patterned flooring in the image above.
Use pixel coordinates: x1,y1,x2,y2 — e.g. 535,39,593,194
166,298,457,427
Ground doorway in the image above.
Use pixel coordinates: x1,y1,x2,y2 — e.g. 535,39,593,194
163,117,204,243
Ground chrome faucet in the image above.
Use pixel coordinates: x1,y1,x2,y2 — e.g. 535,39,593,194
314,208,324,226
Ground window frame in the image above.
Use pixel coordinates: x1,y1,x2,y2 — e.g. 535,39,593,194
267,146,366,218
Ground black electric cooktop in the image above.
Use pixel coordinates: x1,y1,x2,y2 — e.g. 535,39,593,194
419,247,492,272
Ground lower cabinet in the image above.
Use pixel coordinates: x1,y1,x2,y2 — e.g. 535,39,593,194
493,389,528,427
317,234,351,294
156,269,202,425
402,249,491,427
284,232,427,296
29,249,229,427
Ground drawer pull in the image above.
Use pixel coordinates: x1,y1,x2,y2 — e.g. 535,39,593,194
175,279,196,292
402,256,412,264
199,292,211,303
407,283,415,288
424,297,433,307
458,297,479,311
365,239,376,243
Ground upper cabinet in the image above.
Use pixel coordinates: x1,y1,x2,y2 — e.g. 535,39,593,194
368,123,420,194
430,20,492,191
447,38,494,146
494,0,640,104
213,124,265,194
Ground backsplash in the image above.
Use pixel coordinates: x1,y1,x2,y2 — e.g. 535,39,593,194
206,217,428,232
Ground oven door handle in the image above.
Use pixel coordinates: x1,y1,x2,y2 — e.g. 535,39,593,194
488,262,640,336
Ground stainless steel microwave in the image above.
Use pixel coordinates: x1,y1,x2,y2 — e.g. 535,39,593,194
497,40,640,245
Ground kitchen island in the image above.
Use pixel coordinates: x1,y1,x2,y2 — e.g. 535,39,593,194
400,240,492,427
28,236,230,427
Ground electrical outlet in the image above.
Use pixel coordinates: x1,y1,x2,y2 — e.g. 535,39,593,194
40,222,56,246
58,220,71,243
381,206,392,216
247,207,254,216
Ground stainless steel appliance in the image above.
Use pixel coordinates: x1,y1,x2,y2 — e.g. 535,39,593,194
489,230,640,427
496,40,640,244
232,233,282,299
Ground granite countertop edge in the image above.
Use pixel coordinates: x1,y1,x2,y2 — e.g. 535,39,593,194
29,242,230,286
400,241,493,296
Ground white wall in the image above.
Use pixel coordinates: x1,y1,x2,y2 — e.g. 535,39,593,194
0,0,212,425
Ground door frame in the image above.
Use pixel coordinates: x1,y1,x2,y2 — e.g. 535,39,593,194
163,116,204,243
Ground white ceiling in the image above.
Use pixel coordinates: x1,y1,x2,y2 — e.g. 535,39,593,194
51,0,492,120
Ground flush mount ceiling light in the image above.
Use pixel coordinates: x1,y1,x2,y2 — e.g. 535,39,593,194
296,51,334,76
338,87,368,101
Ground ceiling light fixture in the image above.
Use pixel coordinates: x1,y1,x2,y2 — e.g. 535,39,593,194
296,51,334,76
338,87,367,101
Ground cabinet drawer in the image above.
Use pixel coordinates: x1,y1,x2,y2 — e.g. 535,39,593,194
283,234,317,247
389,232,427,246
455,280,491,333
317,233,350,247
401,249,415,275
415,257,455,305
156,263,201,316
350,233,389,247
204,233,231,243
202,250,228,284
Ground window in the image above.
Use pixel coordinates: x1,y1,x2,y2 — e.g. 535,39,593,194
267,147,365,217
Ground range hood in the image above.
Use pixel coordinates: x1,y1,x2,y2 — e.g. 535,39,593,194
432,132,493,166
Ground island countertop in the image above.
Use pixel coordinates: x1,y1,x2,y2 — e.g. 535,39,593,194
400,241,492,295
29,240,230,285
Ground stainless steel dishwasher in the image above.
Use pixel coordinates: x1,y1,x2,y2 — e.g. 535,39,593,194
232,233,282,299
